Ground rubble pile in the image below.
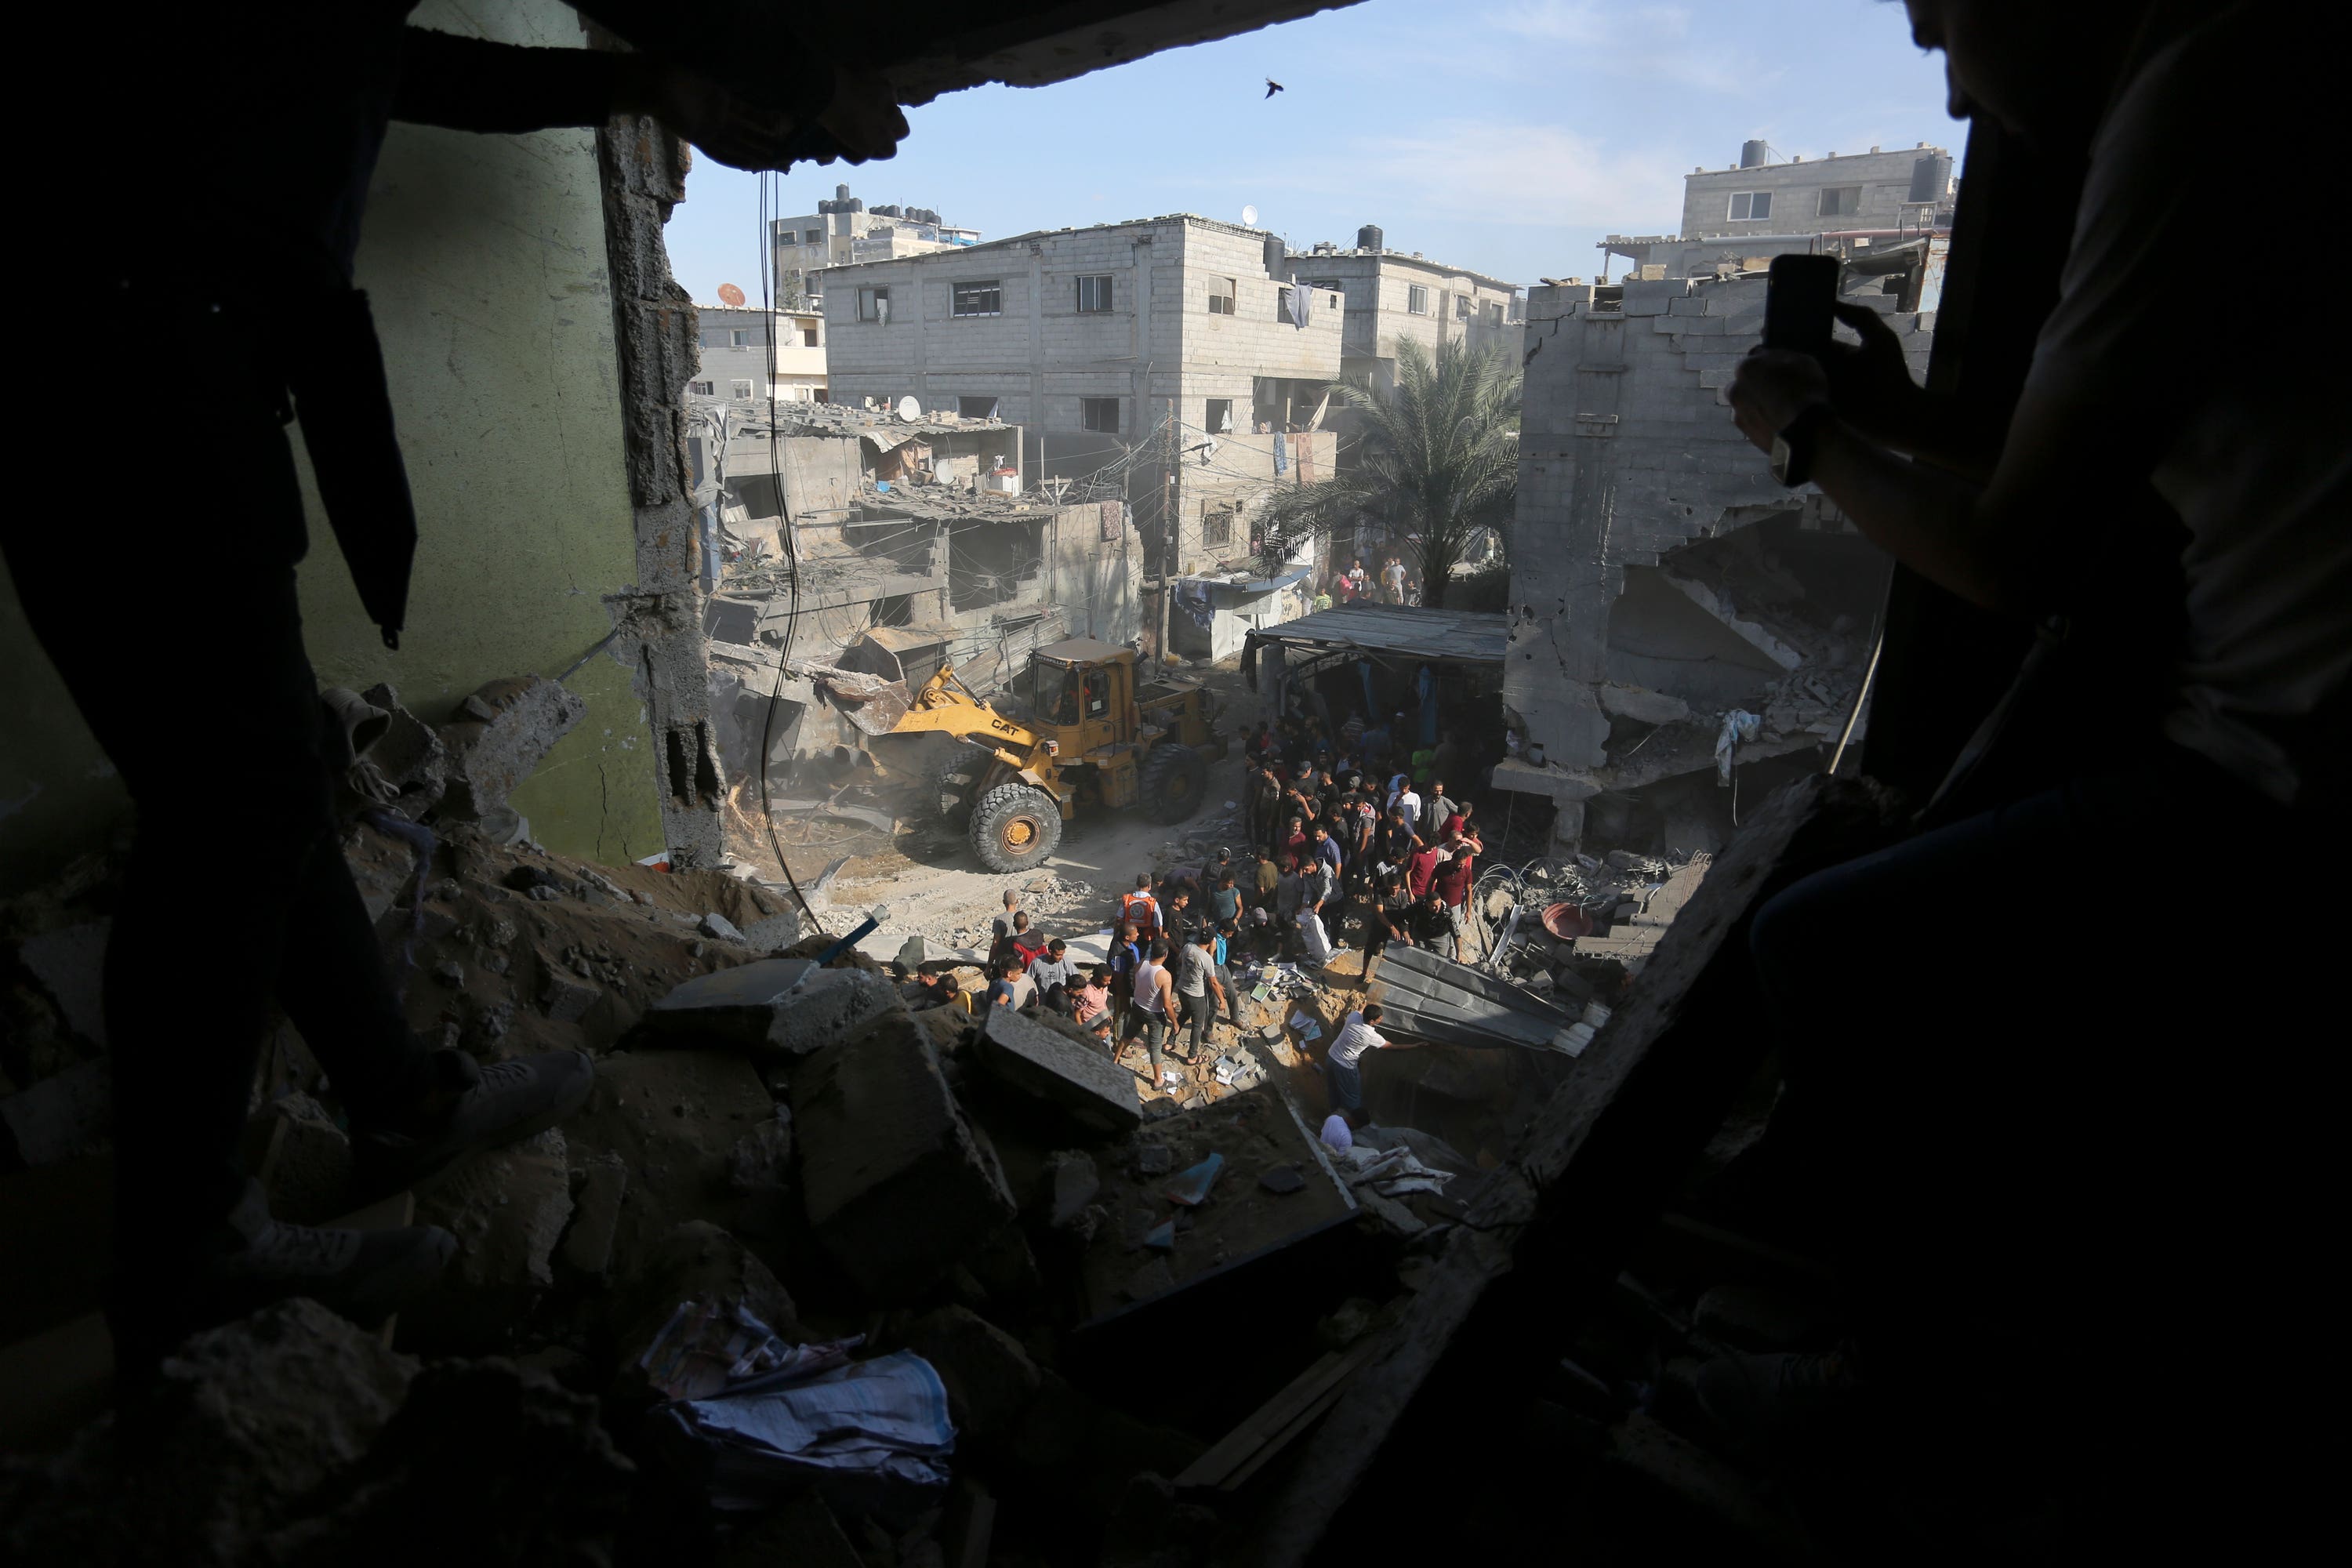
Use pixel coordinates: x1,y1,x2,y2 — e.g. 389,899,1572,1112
1,822,1516,1568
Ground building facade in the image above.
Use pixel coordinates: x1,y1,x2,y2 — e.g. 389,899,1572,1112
1603,142,1957,281
688,306,828,406
768,182,980,312
1289,230,1523,398
816,213,1345,581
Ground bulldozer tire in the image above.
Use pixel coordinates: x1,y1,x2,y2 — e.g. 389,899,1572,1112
1138,742,1207,825
970,783,1063,873
931,747,985,827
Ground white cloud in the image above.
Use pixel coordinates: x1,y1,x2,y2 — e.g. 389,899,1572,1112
1482,1,1770,96
1327,120,1685,232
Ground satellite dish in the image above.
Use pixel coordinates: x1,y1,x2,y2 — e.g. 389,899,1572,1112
1241,204,1259,227
717,282,746,307
896,396,922,422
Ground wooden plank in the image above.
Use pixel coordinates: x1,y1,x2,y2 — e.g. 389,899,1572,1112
1220,1381,1347,1493
1176,1334,1380,1491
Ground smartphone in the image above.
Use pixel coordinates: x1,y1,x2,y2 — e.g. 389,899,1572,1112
1762,253,1839,355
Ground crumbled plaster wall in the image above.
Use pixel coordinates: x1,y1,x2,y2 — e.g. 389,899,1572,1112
1503,274,1930,833
596,107,724,868
0,0,669,894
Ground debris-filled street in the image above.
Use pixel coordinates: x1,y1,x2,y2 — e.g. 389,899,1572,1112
7,0,2310,1560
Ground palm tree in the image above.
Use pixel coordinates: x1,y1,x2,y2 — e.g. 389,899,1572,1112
1256,336,1520,601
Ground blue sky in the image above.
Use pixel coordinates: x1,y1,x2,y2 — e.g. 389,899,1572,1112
662,0,1954,305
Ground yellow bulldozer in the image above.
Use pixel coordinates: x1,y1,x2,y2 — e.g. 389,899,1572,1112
842,633,1225,873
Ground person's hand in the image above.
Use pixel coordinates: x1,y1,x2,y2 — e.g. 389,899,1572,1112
1818,301,1926,442
644,60,906,169
1727,349,1831,454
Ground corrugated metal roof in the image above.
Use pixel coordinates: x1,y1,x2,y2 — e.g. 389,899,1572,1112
1245,604,1508,662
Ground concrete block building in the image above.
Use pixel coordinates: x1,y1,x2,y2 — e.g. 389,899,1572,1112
1289,228,1523,399
686,306,828,407
1498,268,1936,851
817,213,1344,579
1605,141,1958,281
768,183,982,312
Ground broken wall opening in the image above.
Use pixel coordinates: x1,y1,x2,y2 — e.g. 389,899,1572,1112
948,518,1047,614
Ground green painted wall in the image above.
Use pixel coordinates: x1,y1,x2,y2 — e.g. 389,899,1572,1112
0,0,660,895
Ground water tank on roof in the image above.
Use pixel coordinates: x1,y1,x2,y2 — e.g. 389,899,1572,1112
1261,234,1285,279
1356,224,1383,252
1908,153,1954,204
835,183,851,201
1740,139,1769,169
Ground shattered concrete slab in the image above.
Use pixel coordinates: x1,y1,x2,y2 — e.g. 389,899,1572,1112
795,1011,1017,1300
358,682,449,818
0,1298,416,1563
975,1004,1143,1135
1076,1085,1355,1323
407,1127,575,1351
641,956,898,1057
559,1049,783,1283
436,676,587,820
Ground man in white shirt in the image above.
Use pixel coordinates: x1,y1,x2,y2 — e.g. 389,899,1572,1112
1123,938,1177,1078
1323,1004,1411,1113
1389,781,1422,837
1320,1107,1356,1152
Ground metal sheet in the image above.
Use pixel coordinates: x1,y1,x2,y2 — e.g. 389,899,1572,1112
1374,946,1581,1053
1243,604,1508,665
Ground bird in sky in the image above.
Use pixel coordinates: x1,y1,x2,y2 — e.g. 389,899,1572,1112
1265,79,1285,98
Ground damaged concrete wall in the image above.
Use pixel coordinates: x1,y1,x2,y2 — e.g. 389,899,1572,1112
0,0,670,893
1502,274,1929,839
595,81,724,867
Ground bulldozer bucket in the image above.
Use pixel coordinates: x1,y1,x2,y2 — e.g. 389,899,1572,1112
813,668,912,736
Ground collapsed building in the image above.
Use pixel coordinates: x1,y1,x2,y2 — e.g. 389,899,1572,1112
1494,256,1938,853
687,400,1145,815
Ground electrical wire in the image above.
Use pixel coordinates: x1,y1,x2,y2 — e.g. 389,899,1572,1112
752,170,822,934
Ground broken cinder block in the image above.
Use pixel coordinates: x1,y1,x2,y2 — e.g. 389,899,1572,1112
796,1011,1018,1300
974,1005,1143,1135
436,676,587,820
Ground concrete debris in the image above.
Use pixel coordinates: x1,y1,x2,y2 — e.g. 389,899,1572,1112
407,1127,575,1350
262,1358,633,1567
768,965,902,1057
699,911,746,944
1259,1164,1307,1195
728,1105,794,1196
795,1010,1018,1299
436,676,587,821
0,1298,417,1565
558,1152,630,1282
537,959,602,1025
1597,682,1691,727
562,1049,781,1283
642,955,891,1056
1041,1149,1102,1236
357,681,450,818
900,1305,1042,1439
0,1056,110,1168
975,1004,1144,1134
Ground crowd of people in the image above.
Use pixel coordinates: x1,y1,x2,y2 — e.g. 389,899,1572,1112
1310,553,1423,612
882,696,1487,1105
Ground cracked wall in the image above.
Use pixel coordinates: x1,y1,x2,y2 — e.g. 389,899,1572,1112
1501,272,1930,840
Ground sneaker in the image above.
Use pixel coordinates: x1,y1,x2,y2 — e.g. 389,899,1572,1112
1692,1348,1865,1463
216,1178,455,1326
357,1047,596,1195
